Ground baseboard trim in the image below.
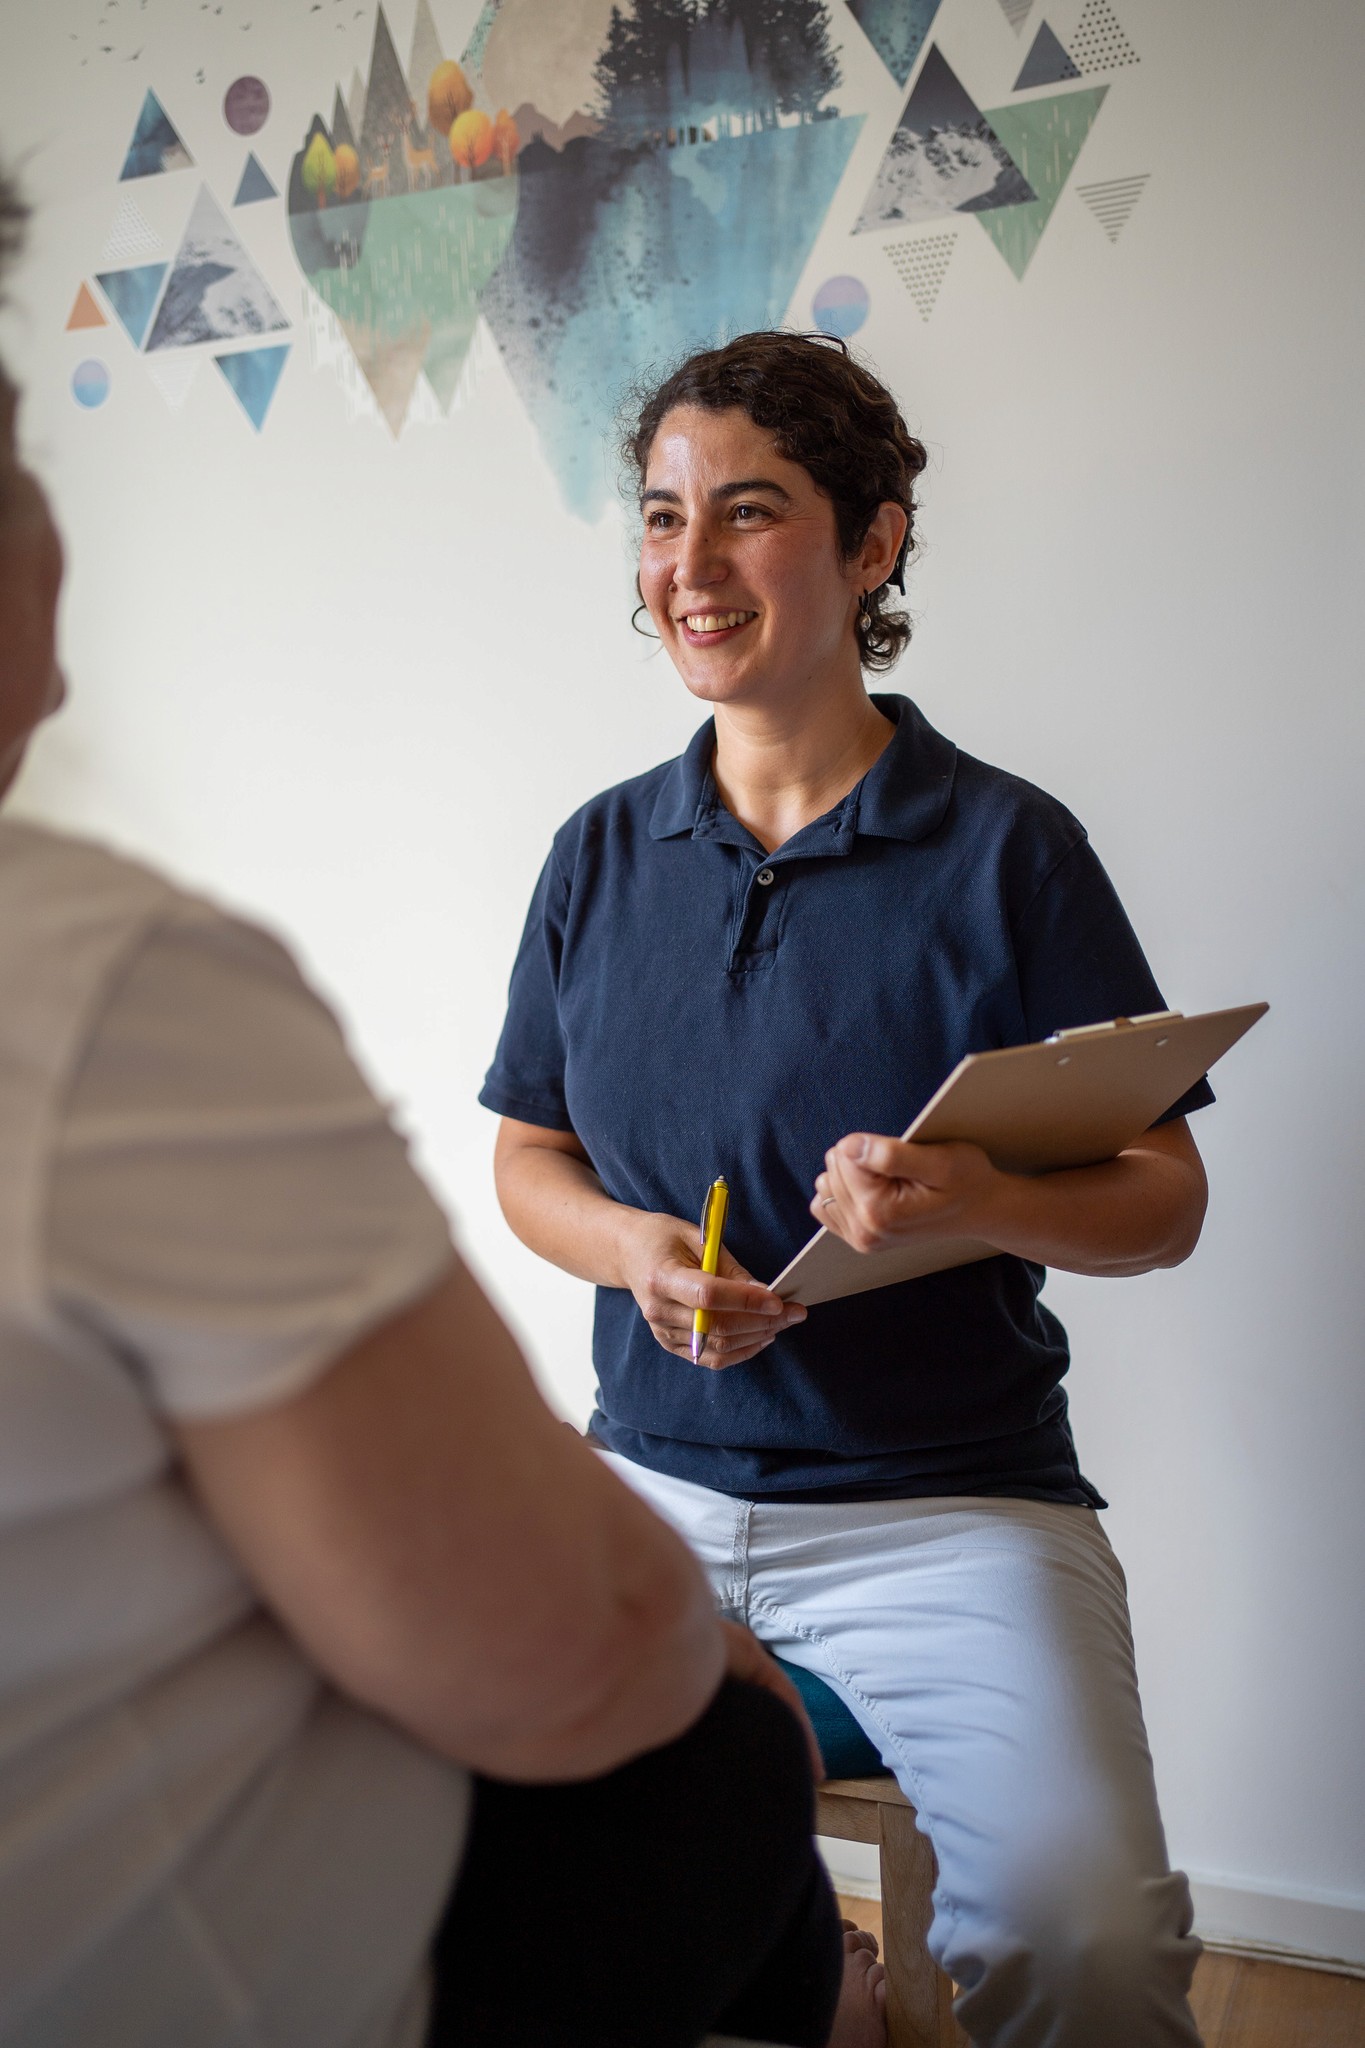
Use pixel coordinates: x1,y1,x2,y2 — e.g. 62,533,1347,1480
1189,1875,1365,1974
817,1839,1365,1973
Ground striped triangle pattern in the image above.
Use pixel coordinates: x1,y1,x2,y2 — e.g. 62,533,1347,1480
995,0,1035,30
1075,172,1150,241
884,232,956,320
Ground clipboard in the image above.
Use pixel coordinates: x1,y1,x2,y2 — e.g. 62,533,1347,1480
770,1002,1268,1308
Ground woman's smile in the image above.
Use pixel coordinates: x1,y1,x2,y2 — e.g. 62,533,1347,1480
674,608,759,645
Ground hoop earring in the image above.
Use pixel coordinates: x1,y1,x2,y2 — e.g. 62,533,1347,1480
631,602,660,641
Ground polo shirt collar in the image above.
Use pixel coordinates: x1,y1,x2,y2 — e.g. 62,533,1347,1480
647,693,957,848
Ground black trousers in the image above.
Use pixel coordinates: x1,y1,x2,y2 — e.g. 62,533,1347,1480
427,1677,845,2047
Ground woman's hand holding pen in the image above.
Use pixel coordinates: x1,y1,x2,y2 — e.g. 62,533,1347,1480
620,1213,806,1369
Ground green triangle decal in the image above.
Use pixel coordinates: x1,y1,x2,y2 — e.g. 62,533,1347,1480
976,86,1107,278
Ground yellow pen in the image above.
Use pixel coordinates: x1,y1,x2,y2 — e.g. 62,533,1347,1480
691,1176,730,1363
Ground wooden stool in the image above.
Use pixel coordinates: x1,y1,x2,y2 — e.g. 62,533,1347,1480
816,1774,966,2048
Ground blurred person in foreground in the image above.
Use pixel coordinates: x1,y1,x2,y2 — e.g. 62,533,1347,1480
0,176,884,2048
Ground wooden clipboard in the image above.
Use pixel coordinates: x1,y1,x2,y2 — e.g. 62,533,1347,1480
770,1002,1268,1308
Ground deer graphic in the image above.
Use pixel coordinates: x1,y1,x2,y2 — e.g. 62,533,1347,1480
363,157,391,199
402,129,438,191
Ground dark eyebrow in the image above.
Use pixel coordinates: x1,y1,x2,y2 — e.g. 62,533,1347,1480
640,476,794,509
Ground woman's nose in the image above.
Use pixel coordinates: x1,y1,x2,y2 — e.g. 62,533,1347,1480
675,518,727,589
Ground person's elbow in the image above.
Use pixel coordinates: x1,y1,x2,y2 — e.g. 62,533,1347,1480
1150,1157,1209,1268
342,1538,721,1784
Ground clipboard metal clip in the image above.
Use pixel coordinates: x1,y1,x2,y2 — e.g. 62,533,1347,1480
1046,1009,1181,1043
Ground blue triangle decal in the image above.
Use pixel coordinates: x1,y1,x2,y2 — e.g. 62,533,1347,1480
120,91,195,180
233,152,278,206
94,263,169,348
1014,21,1082,89
847,1,943,89
215,344,289,430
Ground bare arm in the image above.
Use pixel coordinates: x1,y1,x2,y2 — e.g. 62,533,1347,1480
494,1117,805,1367
813,1116,1208,1278
173,1258,729,1782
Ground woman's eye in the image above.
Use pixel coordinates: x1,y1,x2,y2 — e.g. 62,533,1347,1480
732,503,768,523
645,510,677,532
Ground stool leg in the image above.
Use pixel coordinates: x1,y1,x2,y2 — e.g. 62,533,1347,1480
877,1801,965,2048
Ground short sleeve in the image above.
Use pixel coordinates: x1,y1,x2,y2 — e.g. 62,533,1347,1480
1013,837,1215,1125
478,846,576,1131
46,906,456,1419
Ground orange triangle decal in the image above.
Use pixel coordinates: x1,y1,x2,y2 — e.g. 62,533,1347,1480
66,282,107,331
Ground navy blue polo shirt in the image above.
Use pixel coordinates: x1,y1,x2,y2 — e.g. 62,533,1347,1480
481,695,1213,1504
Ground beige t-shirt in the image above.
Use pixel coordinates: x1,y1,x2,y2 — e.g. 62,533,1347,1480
0,822,469,2048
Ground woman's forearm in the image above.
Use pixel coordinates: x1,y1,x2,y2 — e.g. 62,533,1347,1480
817,1118,1208,1280
976,1133,1208,1276
494,1128,646,1288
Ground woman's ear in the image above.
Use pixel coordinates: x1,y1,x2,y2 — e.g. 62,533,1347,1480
858,502,909,593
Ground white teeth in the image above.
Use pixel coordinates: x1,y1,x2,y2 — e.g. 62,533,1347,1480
684,611,754,632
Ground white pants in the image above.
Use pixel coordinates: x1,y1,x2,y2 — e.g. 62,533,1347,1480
604,1455,1203,2048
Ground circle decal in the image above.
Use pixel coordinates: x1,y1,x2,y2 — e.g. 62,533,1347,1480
224,76,271,136
71,360,111,409
812,275,870,340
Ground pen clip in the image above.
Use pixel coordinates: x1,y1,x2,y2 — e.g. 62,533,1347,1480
700,1184,715,1239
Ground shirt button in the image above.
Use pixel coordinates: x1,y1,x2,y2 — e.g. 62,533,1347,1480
756,867,775,887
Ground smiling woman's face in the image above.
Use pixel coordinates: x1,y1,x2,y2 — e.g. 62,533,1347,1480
0,374,65,799
637,404,866,711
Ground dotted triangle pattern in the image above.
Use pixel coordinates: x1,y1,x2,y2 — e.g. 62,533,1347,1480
1075,172,1150,240
1067,0,1139,72
884,232,956,320
101,195,162,267
995,0,1035,30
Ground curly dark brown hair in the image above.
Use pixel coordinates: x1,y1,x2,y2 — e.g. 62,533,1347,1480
624,330,928,672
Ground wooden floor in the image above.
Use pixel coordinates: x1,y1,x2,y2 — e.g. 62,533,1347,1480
834,1895,1365,2048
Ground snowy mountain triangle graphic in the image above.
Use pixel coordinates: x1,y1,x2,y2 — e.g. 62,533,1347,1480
855,45,1035,231
146,186,289,350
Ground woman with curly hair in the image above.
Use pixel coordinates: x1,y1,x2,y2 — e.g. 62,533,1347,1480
485,331,1211,2047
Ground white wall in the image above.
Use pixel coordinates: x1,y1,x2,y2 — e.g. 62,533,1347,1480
3,0,1362,1962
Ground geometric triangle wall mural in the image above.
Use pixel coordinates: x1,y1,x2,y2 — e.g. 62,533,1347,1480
215,344,290,430
94,263,169,348
233,153,279,206
119,90,195,180
1014,21,1081,89
976,86,1108,277
66,283,107,332
62,0,1153,507
1067,0,1139,72
146,185,290,350
884,232,956,320
855,45,1035,230
846,1,943,90
1075,171,1150,241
